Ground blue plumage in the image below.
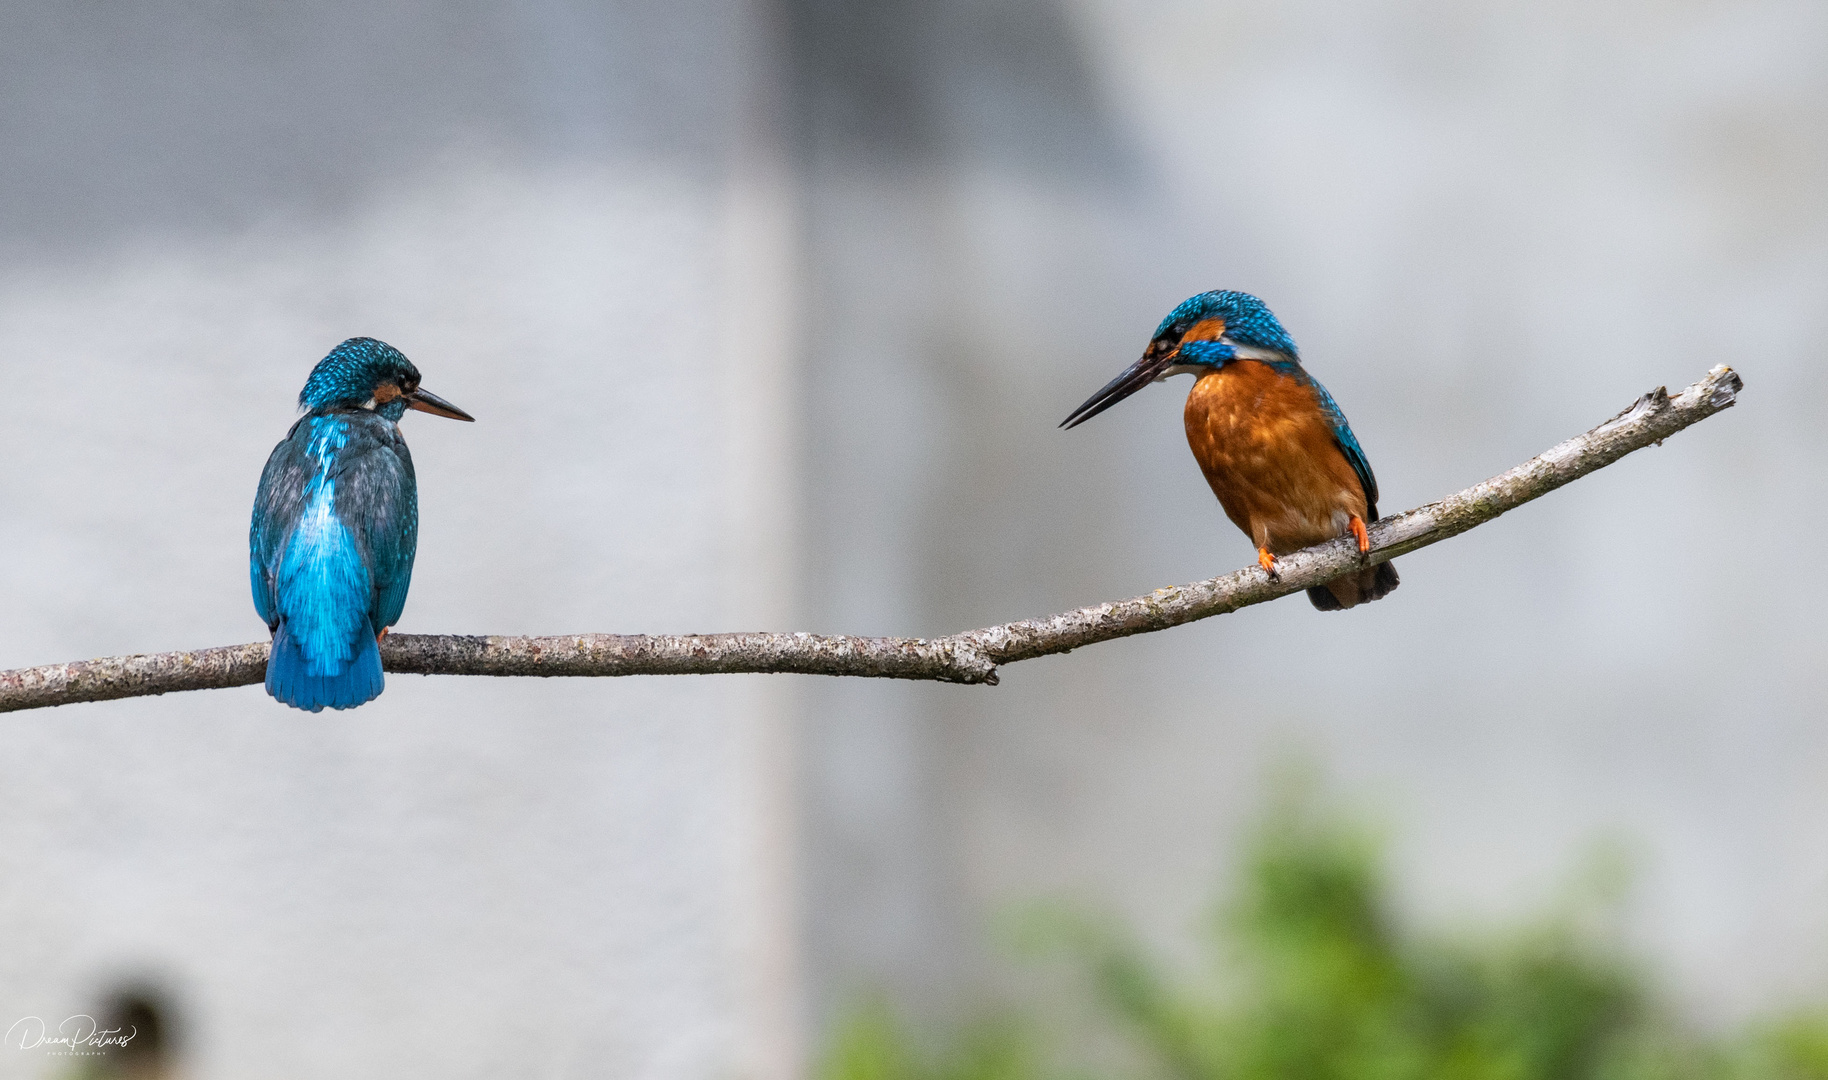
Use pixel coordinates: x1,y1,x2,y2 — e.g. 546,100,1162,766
250,338,472,712
1152,289,1300,359
1302,371,1379,515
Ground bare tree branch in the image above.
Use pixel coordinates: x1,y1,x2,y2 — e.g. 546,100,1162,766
0,365,1743,713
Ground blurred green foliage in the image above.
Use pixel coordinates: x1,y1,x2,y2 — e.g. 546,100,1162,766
820,790,1828,1080
819,1000,1041,1080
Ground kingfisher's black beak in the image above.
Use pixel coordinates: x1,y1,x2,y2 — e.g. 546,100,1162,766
1059,338,1180,430
406,387,475,422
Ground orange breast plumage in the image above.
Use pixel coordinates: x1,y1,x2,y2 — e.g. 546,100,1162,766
1183,360,1367,554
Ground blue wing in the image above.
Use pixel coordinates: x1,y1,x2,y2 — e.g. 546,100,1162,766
249,413,417,711
250,418,313,630
336,418,418,631
262,416,372,665
1301,371,1380,515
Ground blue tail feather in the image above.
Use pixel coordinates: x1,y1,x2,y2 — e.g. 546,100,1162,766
266,622,384,712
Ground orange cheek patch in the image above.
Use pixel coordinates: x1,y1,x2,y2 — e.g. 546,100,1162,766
372,383,403,404
1182,318,1227,342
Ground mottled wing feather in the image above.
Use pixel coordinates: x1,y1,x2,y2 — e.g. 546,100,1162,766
331,416,419,633
249,418,313,629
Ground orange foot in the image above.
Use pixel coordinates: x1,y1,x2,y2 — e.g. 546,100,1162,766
376,627,390,644
1257,546,1278,576
1349,515,1371,555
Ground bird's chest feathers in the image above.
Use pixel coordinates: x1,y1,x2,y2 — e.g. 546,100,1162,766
1182,361,1365,550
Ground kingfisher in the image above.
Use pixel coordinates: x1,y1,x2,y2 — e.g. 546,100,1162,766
1062,291,1398,610
250,338,473,711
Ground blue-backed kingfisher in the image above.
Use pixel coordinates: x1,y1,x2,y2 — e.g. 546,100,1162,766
250,338,473,711
1063,291,1398,610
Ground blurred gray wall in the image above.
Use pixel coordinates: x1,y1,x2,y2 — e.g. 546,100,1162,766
0,0,1825,1077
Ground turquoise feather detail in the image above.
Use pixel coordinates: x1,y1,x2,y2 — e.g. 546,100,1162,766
275,477,371,676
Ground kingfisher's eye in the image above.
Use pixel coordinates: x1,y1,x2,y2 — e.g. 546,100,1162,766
1173,322,1190,337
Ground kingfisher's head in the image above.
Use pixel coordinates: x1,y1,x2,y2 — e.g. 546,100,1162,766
298,338,474,423
1145,290,1297,365
1061,291,1297,429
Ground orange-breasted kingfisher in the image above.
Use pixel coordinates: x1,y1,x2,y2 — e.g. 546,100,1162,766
1062,290,1398,610
250,338,474,711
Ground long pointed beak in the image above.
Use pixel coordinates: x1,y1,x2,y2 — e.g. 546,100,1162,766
405,387,475,422
1059,347,1177,429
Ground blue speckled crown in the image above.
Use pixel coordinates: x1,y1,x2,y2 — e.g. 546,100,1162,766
298,338,420,414
1155,291,1299,358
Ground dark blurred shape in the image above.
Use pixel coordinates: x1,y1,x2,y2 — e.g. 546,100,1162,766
821,788,1828,1080
786,0,1150,1032
80,984,178,1080
779,0,1132,179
